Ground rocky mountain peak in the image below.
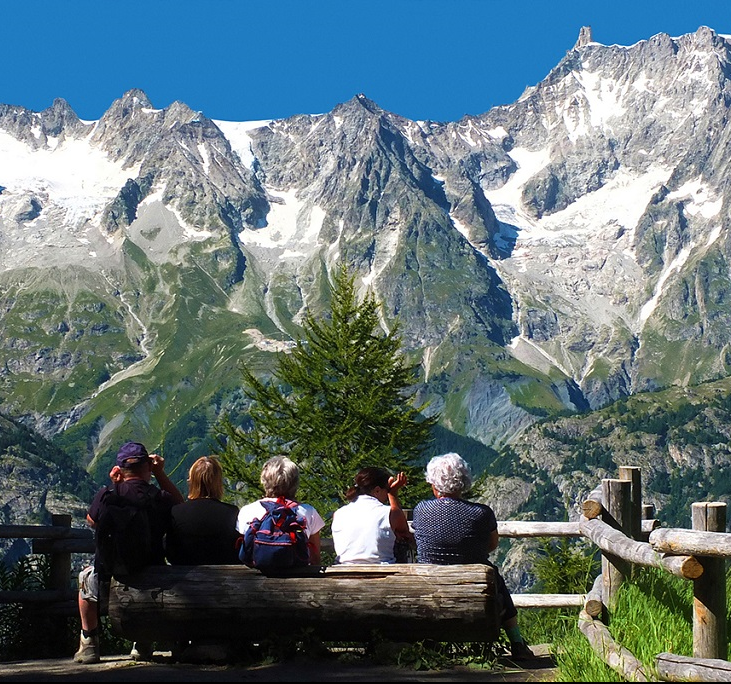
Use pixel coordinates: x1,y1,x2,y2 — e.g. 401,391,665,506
163,99,203,127
574,25,593,49
94,89,155,134
332,93,385,119
119,87,154,110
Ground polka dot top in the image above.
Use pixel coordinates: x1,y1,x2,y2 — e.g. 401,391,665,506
412,497,497,564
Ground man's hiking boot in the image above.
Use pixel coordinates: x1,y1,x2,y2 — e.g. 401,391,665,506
510,640,535,661
73,632,100,664
130,641,154,661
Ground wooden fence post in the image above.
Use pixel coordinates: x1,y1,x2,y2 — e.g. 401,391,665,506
601,478,632,614
31,514,74,656
692,502,727,660
642,504,655,520
618,466,642,542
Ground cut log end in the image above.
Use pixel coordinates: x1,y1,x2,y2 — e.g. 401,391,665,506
581,500,603,520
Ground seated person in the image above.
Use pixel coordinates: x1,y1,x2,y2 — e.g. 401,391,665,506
166,456,240,565
331,467,412,564
412,452,534,661
236,456,325,564
74,442,183,665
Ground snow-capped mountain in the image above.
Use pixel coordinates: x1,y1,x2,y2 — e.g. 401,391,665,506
2,26,731,478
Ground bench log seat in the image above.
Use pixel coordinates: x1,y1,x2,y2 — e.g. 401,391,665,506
109,563,500,644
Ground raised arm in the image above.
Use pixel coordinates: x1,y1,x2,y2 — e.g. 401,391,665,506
387,472,413,540
149,454,185,504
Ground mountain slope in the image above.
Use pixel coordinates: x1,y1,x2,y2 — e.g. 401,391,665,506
1,26,731,485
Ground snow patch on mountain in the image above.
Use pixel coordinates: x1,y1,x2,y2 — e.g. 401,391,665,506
197,143,210,175
487,146,550,222
576,69,628,131
362,216,402,286
533,165,670,245
640,242,695,325
667,177,722,218
0,130,139,228
509,334,572,377
213,119,271,169
238,187,324,260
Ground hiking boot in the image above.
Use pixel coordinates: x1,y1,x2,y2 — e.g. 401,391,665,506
73,632,100,664
510,640,535,661
130,641,154,661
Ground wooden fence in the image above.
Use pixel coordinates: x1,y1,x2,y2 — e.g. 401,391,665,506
0,467,729,681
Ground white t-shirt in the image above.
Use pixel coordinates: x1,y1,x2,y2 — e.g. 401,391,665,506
331,494,396,564
236,498,325,538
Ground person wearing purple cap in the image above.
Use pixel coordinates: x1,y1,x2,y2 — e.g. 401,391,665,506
73,442,184,665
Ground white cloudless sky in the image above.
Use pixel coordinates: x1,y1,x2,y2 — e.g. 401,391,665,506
1,0,729,123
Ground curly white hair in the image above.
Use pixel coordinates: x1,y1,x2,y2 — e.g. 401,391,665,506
425,452,472,496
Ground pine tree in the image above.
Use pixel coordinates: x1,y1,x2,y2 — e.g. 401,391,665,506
217,262,437,517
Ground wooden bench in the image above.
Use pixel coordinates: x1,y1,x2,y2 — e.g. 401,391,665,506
108,563,501,644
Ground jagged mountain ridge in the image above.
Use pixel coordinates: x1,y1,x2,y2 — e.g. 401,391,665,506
1,26,731,480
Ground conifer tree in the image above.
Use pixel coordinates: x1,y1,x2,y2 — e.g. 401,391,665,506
217,262,437,517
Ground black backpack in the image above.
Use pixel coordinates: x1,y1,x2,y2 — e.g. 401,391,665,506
240,498,310,569
95,485,161,579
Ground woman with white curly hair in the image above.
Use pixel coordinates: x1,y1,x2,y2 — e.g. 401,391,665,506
412,452,533,661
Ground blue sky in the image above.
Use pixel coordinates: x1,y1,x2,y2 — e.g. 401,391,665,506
2,1,730,124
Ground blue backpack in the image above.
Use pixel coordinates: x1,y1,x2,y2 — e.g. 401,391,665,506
240,498,310,569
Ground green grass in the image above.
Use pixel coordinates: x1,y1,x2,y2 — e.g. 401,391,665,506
520,565,730,681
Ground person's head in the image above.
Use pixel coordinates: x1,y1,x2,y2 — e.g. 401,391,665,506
260,456,299,499
187,456,224,500
425,452,472,498
345,467,391,503
116,442,152,482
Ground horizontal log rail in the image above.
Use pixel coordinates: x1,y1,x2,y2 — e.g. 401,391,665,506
649,528,731,558
0,589,75,604
497,521,580,537
580,518,704,580
656,652,731,682
512,593,585,608
33,538,94,554
0,524,92,540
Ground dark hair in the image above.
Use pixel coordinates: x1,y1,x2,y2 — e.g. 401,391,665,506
344,467,391,502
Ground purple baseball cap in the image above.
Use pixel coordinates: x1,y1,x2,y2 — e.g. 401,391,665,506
116,441,150,467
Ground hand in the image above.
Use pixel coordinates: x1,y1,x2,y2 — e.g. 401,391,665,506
387,471,408,494
149,453,165,476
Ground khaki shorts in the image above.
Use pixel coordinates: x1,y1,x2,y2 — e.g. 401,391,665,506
78,565,110,612
78,565,98,601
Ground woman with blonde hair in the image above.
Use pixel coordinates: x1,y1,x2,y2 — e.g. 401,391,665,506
236,455,325,564
165,456,240,565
